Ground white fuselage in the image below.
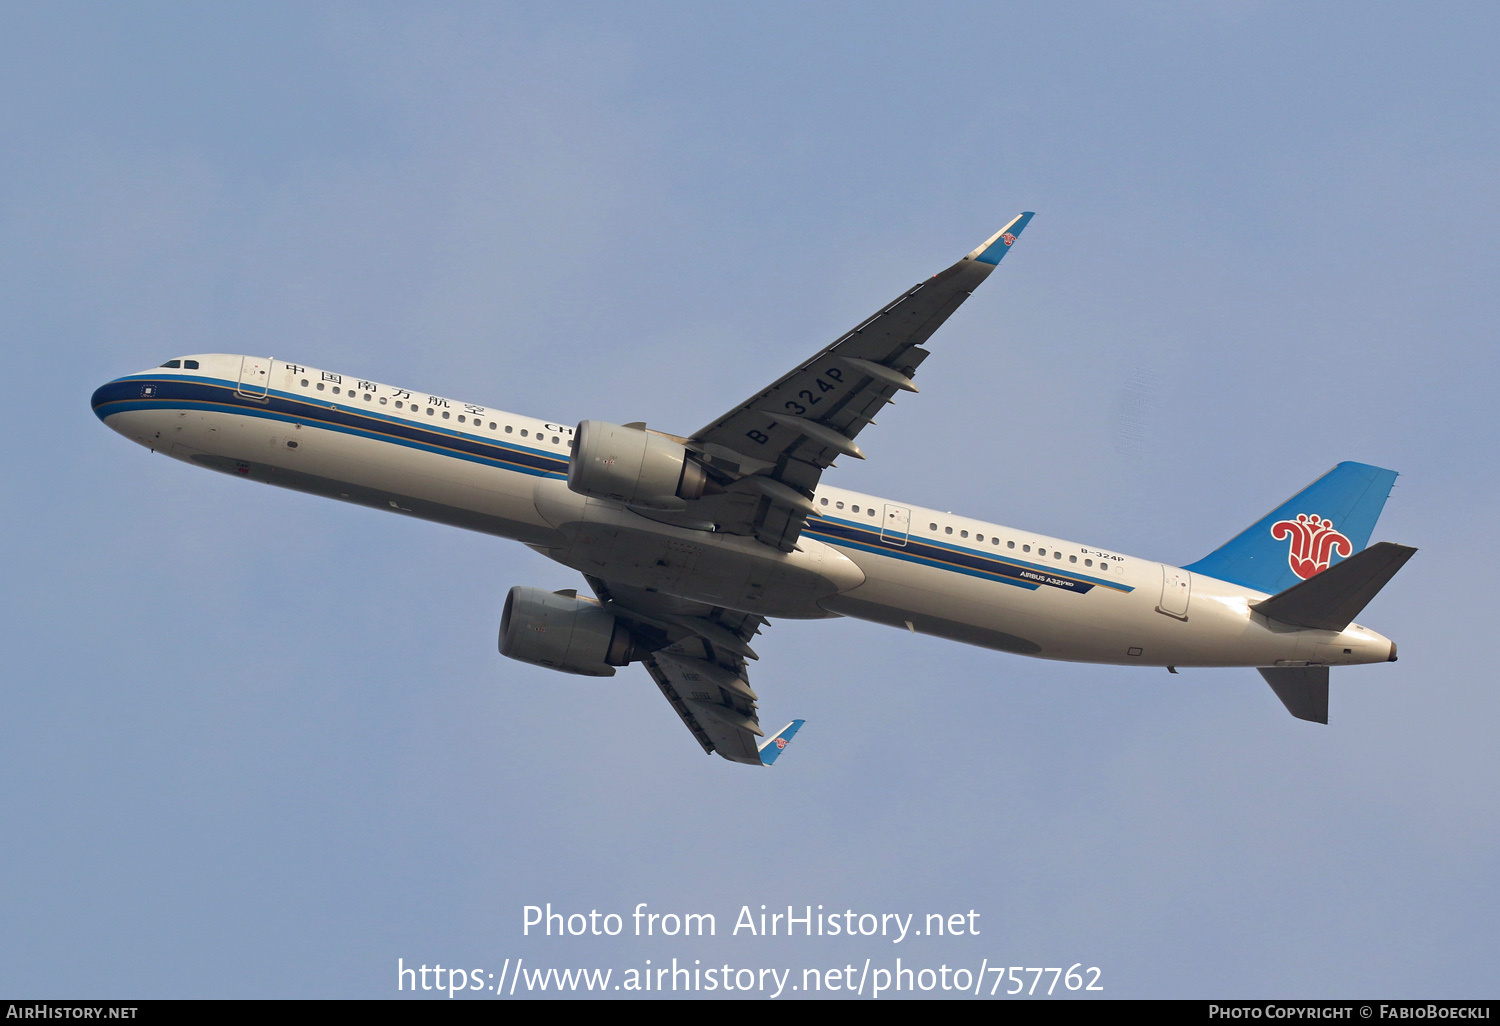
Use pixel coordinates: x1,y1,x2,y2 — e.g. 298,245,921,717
92,354,1396,670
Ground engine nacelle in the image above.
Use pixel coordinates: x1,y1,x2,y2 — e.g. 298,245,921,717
568,420,708,510
498,586,637,677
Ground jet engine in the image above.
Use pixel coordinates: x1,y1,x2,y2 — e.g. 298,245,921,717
498,586,637,677
568,420,710,510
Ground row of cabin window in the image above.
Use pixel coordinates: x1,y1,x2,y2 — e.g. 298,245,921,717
924,521,1105,567
815,495,1106,569
159,360,200,369
817,497,878,518
298,379,561,444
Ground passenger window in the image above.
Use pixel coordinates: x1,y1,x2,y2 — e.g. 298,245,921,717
1007,540,1015,549
930,523,938,531
442,411,450,419
1085,559,1093,567
332,386,340,394
317,383,325,391
851,505,860,513
960,530,968,538
520,429,528,436
945,527,953,535
380,397,388,405
301,379,309,387
427,408,435,416
489,422,497,430
184,360,199,369
552,436,559,444
363,393,371,401
1054,551,1062,560
821,498,829,506
867,508,876,517
976,534,983,542
1022,544,1031,553
835,501,844,510
505,425,513,433
1038,548,1046,556
1069,555,1077,563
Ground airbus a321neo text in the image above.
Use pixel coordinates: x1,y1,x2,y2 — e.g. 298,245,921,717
92,213,1414,766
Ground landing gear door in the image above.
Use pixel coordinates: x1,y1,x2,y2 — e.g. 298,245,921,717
236,355,272,401
1157,566,1191,620
880,504,911,547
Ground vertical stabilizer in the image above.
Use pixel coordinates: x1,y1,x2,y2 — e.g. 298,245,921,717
1184,462,1398,595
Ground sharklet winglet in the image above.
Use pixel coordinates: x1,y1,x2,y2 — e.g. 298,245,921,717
968,211,1035,265
757,719,805,766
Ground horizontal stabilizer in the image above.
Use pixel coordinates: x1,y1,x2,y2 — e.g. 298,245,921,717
1259,666,1329,723
758,719,805,766
1251,542,1416,632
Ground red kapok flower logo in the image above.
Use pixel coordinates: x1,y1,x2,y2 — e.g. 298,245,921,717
1270,513,1353,580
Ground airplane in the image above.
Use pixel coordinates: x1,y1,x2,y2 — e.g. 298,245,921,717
90,212,1414,767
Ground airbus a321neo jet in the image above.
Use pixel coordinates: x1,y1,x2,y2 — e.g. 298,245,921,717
92,213,1414,766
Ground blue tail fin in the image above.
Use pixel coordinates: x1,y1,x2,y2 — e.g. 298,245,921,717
1183,462,1399,595
758,719,805,766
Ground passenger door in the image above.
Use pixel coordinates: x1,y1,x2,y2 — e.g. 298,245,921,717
880,504,911,547
236,355,272,401
1157,566,1192,620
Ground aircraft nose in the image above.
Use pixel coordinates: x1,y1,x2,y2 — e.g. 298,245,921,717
91,376,155,426
90,380,116,421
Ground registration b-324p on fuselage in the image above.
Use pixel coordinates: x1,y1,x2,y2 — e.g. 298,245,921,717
91,213,1414,766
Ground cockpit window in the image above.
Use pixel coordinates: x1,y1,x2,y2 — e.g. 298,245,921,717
160,360,181,368
184,360,199,369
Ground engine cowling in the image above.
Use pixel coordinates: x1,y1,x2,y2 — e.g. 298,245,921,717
568,420,708,510
498,586,637,677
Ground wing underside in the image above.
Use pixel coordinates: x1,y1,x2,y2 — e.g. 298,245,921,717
577,216,1035,761
645,647,763,765
649,213,1034,553
587,576,769,765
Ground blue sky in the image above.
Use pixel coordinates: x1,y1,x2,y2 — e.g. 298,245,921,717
3,2,1497,998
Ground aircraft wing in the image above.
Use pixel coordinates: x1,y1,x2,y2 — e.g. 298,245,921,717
585,576,772,766
646,647,763,764
684,212,1034,551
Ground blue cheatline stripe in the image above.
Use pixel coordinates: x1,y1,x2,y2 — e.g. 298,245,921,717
806,514,1133,595
92,375,570,479
807,526,1037,590
95,375,1136,595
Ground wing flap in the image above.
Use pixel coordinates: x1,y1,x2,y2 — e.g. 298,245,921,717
753,496,806,553
587,576,772,766
648,650,764,765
